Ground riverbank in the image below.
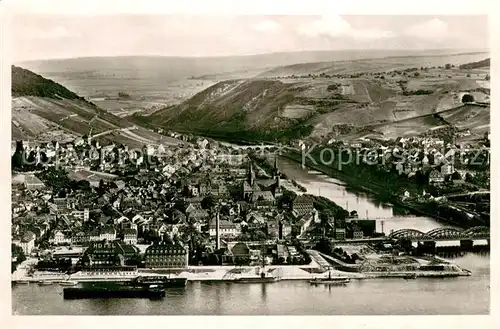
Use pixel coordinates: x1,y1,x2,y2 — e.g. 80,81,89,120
13,251,472,284
11,267,471,284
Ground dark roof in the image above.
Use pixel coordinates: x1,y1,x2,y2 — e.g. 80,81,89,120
231,242,250,256
123,228,137,235
101,226,116,234
293,194,313,204
145,240,187,254
20,231,36,243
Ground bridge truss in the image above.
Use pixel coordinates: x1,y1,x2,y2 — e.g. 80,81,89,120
389,226,490,241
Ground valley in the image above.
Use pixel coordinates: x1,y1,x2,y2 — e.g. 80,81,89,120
13,50,490,146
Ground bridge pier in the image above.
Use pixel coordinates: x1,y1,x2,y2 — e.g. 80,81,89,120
460,239,474,251
399,239,412,251
417,241,436,255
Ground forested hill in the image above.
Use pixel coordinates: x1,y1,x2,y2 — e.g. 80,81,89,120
12,65,87,101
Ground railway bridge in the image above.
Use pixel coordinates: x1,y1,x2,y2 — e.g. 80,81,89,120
388,226,490,242
389,226,490,252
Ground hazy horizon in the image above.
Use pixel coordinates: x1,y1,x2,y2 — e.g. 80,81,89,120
10,15,489,62
15,48,490,65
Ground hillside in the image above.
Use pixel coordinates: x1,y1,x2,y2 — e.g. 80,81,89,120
12,66,87,100
459,58,490,69
147,79,316,140
17,49,482,117
146,55,490,143
258,52,489,78
11,66,181,147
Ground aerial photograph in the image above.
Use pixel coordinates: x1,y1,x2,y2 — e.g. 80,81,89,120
10,13,490,315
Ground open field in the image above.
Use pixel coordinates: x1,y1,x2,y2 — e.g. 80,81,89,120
258,52,489,78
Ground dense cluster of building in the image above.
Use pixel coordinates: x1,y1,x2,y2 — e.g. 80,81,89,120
12,126,488,273
12,134,363,272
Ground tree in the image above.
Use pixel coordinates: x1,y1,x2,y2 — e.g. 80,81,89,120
277,190,297,209
445,63,452,69
201,196,216,210
415,170,428,186
173,199,187,212
235,256,250,266
461,94,474,103
451,171,462,180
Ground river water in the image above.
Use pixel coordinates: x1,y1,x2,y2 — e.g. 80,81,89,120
11,157,490,315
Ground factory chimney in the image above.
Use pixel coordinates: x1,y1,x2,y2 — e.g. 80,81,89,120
215,210,220,250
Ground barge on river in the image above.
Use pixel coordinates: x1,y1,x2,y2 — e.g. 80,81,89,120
63,284,165,300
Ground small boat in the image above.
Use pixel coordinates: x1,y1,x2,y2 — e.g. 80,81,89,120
310,268,350,285
59,280,78,286
309,277,350,285
234,276,280,284
234,267,280,284
16,281,30,285
37,281,53,286
131,275,187,288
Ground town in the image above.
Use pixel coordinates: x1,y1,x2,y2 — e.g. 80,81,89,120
11,129,489,282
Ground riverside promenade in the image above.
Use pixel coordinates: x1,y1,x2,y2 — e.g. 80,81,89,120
12,250,470,284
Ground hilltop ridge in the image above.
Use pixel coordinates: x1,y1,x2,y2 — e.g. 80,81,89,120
12,65,89,102
143,54,490,143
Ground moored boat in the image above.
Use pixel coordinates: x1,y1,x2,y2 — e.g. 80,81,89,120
59,280,78,286
234,268,280,284
310,268,350,285
131,275,187,288
37,281,53,286
16,281,30,285
234,276,280,284
309,277,350,285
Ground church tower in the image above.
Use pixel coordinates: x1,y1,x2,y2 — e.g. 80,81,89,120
274,154,281,187
248,161,255,186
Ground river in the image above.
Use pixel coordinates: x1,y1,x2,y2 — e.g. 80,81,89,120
277,157,450,234
11,157,490,315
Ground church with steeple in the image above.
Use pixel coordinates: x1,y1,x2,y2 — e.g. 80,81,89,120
241,155,283,202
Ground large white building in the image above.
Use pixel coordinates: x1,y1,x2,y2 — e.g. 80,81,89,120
209,219,240,237
72,209,90,222
49,230,71,245
123,228,138,245
17,231,36,255
99,227,116,241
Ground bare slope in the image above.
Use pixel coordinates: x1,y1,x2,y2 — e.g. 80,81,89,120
11,66,180,147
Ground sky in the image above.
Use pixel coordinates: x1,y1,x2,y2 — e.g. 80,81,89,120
9,15,489,62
